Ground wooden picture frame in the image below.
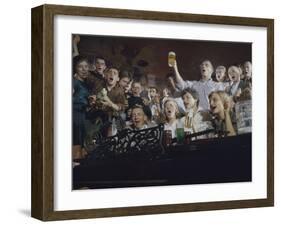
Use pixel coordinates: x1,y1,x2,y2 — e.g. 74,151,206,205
31,4,274,221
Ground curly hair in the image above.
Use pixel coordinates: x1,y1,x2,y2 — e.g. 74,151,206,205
181,88,200,107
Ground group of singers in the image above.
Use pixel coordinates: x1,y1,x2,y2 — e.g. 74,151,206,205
72,39,252,160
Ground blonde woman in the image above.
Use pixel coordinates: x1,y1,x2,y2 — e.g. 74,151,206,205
163,98,181,138
209,91,236,136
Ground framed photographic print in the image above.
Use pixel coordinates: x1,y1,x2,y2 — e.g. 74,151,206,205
31,4,274,221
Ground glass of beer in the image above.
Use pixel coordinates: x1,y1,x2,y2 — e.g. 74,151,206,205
176,127,185,144
168,51,176,67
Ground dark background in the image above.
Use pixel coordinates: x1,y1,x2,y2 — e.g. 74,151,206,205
76,34,252,87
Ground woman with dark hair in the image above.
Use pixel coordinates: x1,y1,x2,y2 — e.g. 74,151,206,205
181,88,200,112
72,56,90,160
180,88,213,136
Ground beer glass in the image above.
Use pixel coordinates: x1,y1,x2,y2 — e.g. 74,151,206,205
168,51,176,67
176,128,185,144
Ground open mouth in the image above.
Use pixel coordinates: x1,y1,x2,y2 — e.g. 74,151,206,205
166,110,173,116
210,105,217,112
133,119,140,125
108,77,114,82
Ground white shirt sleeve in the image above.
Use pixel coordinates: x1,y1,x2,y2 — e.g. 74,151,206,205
176,79,194,91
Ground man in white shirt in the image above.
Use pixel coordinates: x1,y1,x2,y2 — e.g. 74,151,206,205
172,59,224,110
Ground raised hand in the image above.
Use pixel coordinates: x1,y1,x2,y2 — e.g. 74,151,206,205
73,35,80,44
88,95,97,106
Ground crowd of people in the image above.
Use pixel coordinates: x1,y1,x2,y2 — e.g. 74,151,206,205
72,39,252,160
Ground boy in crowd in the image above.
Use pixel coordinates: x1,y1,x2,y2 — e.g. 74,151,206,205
94,56,107,78
127,81,152,121
128,105,149,130
118,70,133,93
87,66,126,125
128,81,145,106
148,87,161,123
100,66,126,113
215,65,229,89
85,56,107,95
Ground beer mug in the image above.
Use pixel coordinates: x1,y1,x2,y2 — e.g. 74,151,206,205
168,51,176,67
176,127,185,144
164,130,172,146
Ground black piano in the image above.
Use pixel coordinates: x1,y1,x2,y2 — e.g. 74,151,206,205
73,125,251,189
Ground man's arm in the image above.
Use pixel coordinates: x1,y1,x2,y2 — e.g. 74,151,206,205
172,61,184,86
172,60,193,91
102,87,126,111
100,95,120,111
72,35,80,57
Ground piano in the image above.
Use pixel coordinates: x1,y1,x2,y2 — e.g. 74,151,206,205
73,125,252,189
